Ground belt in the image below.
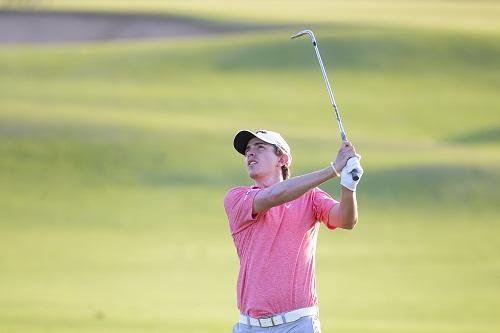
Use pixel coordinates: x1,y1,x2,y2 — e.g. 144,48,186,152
239,306,318,328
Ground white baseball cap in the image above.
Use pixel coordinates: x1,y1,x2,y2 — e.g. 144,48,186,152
233,129,292,164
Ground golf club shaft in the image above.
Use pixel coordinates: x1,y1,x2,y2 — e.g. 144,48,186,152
292,30,359,181
311,41,348,142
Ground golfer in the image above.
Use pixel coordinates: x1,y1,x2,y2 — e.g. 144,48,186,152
224,129,363,333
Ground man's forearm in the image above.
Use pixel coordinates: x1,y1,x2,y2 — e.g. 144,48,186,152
256,166,336,211
327,186,358,229
339,186,358,228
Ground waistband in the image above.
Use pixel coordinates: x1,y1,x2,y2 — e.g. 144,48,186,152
239,306,318,328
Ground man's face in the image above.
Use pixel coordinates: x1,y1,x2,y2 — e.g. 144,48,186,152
244,137,281,180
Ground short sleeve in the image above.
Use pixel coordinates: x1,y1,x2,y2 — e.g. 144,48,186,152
224,187,261,235
312,187,339,230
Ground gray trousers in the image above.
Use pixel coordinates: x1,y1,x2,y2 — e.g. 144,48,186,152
233,315,321,333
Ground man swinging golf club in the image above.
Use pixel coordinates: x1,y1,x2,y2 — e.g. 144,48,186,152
224,129,363,333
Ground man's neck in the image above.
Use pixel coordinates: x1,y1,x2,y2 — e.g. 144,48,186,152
253,173,283,188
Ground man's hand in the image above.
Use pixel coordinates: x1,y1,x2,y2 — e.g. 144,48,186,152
333,141,357,172
340,157,364,191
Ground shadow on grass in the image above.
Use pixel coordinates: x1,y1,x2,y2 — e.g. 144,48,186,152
321,164,499,212
213,29,500,74
449,126,500,144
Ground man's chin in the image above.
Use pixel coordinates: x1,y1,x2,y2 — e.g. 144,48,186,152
247,170,259,180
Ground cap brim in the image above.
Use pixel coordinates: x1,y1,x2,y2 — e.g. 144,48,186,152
233,130,257,155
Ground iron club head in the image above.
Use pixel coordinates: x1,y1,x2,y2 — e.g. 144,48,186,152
290,29,316,44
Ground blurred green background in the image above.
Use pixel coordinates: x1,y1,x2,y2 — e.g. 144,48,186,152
1,1,499,332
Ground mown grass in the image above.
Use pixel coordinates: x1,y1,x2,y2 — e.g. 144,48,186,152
1,8,500,333
38,0,500,33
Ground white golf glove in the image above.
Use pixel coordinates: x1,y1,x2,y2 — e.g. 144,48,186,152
340,157,364,191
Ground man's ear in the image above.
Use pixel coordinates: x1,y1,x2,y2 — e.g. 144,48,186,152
279,154,290,167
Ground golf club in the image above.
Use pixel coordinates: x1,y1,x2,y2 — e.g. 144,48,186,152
291,29,360,181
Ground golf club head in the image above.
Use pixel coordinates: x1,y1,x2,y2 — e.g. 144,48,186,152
290,29,316,44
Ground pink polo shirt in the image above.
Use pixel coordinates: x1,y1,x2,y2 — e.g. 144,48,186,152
224,186,339,318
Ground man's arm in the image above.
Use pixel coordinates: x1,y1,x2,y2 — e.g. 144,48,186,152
253,166,337,214
253,141,358,214
328,186,358,229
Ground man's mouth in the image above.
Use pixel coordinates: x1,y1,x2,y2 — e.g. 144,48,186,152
248,160,258,166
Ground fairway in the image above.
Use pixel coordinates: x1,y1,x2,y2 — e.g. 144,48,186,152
1,1,500,333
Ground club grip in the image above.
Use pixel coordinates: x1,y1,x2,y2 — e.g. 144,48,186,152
351,169,360,181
